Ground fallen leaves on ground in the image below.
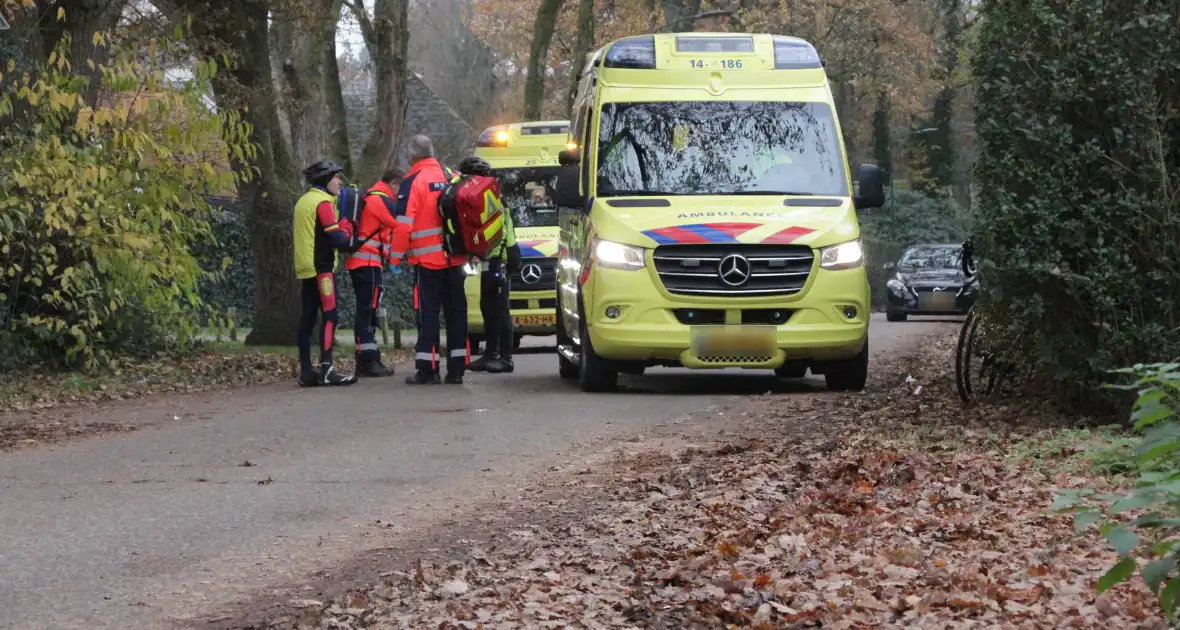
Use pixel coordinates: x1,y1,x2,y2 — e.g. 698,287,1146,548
259,332,1160,629
0,347,411,449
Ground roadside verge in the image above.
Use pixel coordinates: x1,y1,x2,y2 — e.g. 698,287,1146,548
237,331,1162,629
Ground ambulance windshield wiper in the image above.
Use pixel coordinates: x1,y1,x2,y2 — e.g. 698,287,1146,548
605,190,677,197
729,190,816,196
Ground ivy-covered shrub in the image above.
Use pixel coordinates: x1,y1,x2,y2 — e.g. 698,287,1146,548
196,206,418,331
860,189,971,309
194,199,255,326
972,1,1180,406
0,31,252,371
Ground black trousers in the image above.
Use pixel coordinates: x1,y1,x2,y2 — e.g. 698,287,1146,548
297,272,338,369
480,259,513,358
413,265,468,374
349,267,383,362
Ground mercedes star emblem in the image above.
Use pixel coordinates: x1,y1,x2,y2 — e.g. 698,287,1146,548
717,254,751,286
521,263,542,284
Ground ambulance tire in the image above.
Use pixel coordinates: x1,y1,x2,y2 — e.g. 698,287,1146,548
555,305,578,379
824,339,869,392
577,296,618,392
513,333,523,350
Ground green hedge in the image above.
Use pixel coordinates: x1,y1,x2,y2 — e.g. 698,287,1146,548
972,0,1180,407
196,204,417,330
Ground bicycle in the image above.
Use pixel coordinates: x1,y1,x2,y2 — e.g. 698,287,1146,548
954,238,1016,405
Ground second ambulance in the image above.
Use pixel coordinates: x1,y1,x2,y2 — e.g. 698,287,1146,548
464,121,571,349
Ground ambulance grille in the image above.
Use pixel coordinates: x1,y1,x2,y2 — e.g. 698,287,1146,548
515,257,557,291
652,244,814,297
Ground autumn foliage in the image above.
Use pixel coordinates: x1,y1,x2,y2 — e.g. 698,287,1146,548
468,0,942,166
0,29,254,370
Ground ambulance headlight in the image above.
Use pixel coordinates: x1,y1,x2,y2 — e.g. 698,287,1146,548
592,239,645,271
819,239,864,271
463,261,480,276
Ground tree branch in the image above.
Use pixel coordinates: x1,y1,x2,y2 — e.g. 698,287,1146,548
656,8,733,32
344,0,375,54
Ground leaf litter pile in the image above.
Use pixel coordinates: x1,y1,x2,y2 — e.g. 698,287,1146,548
0,347,410,449
264,332,1164,629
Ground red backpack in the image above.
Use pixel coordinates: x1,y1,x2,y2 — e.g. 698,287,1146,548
437,174,505,260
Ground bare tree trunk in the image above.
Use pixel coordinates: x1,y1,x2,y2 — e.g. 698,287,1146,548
27,0,128,107
322,0,353,175
351,0,409,185
156,0,302,346
523,0,563,121
272,0,338,172
565,0,594,117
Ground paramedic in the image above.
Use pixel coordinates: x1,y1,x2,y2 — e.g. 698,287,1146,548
463,157,522,374
344,167,406,378
392,135,469,385
293,160,357,387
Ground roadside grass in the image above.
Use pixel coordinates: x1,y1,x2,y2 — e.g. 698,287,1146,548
1,338,411,422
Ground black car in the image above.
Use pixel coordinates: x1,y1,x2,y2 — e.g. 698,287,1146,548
883,243,978,321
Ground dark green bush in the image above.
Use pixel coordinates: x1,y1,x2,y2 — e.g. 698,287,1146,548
198,208,417,332
972,0,1180,407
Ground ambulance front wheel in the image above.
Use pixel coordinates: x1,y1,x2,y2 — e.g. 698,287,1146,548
467,334,483,355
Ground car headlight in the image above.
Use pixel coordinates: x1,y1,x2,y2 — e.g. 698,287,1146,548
886,278,906,293
592,239,645,270
819,239,864,270
463,260,480,276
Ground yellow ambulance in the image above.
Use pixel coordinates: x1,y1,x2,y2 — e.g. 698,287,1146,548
463,120,571,349
553,33,888,392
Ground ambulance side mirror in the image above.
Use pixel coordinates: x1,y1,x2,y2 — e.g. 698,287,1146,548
854,164,887,211
553,166,586,209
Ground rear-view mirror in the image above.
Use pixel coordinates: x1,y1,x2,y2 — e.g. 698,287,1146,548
853,164,886,211
553,166,586,209
558,149,581,166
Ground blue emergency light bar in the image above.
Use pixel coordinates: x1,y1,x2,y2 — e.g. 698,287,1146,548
771,35,822,69
601,34,822,70
603,35,656,69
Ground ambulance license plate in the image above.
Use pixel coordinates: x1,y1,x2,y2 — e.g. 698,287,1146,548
514,314,556,327
690,325,776,358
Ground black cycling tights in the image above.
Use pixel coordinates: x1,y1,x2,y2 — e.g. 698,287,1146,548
297,273,339,369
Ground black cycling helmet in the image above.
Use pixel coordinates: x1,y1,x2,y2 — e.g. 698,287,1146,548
303,160,345,187
457,156,493,176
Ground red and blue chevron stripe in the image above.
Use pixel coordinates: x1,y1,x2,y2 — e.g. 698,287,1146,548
641,222,762,244
640,222,815,245
517,239,547,258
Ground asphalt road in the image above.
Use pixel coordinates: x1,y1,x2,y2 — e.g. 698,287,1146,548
0,313,955,629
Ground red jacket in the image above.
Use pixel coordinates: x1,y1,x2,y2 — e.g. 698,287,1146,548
391,157,465,270
344,180,403,270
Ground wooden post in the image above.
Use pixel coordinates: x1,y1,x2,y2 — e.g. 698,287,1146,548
379,307,389,346
393,321,402,349
228,307,237,342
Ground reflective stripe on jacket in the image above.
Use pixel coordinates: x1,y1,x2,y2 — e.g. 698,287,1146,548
391,157,465,270
344,181,403,270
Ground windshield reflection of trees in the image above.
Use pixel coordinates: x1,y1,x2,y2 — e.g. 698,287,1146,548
500,174,559,228
900,247,962,269
595,101,846,196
